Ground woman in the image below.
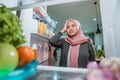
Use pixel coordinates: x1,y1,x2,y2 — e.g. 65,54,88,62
49,18,96,68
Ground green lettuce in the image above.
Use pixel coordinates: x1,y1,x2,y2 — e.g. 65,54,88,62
0,5,26,48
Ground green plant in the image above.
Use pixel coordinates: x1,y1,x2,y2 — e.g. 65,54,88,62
0,5,26,47
96,49,105,58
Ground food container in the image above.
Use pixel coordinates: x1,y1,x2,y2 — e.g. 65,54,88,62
0,60,39,80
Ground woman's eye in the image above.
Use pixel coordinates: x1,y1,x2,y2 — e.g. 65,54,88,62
72,24,75,27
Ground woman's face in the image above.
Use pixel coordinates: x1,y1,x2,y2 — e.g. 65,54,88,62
66,21,79,37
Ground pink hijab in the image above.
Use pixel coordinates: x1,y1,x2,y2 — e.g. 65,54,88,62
64,18,90,67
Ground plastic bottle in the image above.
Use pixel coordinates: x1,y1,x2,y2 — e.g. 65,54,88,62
32,44,37,59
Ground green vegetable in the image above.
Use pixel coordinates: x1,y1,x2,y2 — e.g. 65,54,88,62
0,5,26,47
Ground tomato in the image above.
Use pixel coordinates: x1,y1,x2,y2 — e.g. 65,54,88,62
17,46,36,67
0,42,18,77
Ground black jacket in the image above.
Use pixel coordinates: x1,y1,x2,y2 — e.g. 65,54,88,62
49,32,96,68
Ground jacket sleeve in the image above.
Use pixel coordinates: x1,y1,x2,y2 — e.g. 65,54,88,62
49,32,64,48
88,42,96,61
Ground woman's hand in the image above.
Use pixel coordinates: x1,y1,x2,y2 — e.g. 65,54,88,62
60,20,68,33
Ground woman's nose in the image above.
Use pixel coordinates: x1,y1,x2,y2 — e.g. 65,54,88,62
69,26,73,30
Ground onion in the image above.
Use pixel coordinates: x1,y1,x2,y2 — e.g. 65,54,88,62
87,66,116,80
87,62,99,69
99,57,120,80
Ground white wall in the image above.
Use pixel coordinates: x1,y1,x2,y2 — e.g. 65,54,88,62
100,0,120,57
